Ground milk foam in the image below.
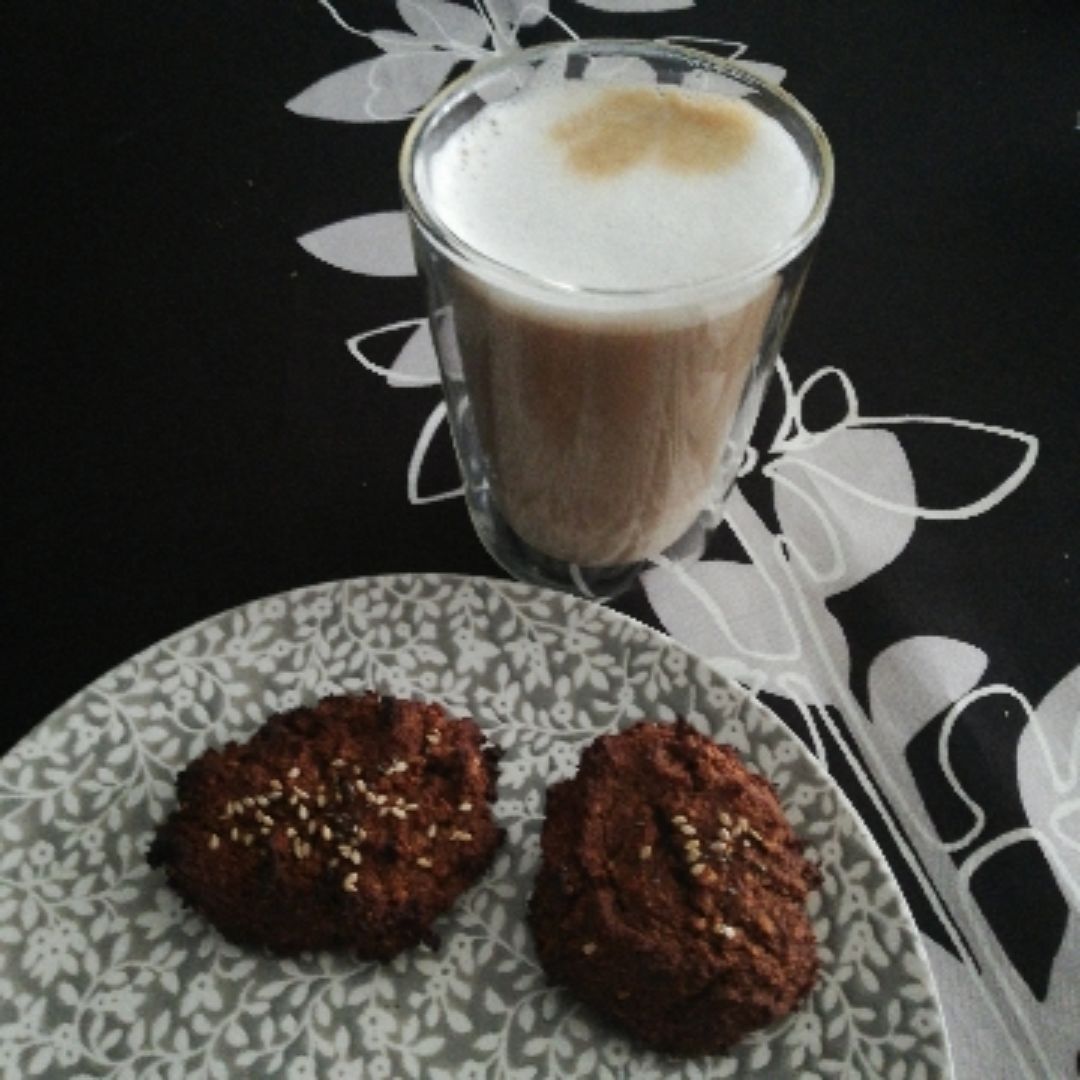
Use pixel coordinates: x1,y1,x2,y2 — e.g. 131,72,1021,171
423,80,817,294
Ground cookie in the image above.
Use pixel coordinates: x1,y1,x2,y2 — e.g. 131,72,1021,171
528,719,820,1055
148,693,503,959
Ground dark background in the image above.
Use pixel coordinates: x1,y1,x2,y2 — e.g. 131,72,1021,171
4,0,1078,1065
7,0,1076,751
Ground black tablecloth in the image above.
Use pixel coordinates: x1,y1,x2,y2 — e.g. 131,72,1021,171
7,2,1079,1076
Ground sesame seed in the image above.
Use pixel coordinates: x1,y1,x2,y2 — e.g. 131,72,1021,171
449,830,472,842
391,807,407,820
242,796,255,808
350,850,362,866
394,797,406,807
292,838,306,859
343,872,358,893
331,758,347,769
427,825,438,839
307,821,318,836
287,767,300,779
672,815,687,826
321,825,333,842
229,827,239,842
710,841,728,854
373,794,387,806
267,790,283,801
242,834,254,847
288,795,299,807
329,857,339,868
270,779,283,790
294,787,310,801
724,925,737,939
718,811,732,826
355,780,367,794
416,857,433,869
742,838,752,848
260,827,272,836
679,824,697,837
718,827,731,840
255,796,269,808
316,793,327,808
297,804,309,821
355,827,367,840
405,803,419,813
425,732,441,745
285,826,297,838
581,942,598,956
338,844,353,858
689,863,706,877
208,834,220,850
378,808,389,818
639,845,652,860
458,801,473,813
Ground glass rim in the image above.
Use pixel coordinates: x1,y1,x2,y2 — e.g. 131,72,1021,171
399,38,834,303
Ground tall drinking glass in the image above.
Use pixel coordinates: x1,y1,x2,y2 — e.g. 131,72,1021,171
401,39,833,598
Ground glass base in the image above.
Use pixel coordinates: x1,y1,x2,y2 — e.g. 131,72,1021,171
464,485,714,601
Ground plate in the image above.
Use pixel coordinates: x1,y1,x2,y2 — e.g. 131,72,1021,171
0,574,951,1078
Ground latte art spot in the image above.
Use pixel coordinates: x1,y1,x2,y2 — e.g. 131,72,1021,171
422,79,815,292
550,88,756,178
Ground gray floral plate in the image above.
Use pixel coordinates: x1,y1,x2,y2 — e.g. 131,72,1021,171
0,574,951,1079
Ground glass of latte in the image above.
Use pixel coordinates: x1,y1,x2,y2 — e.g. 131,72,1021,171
401,40,833,599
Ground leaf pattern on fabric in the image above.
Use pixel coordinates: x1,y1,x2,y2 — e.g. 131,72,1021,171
288,52,462,122
283,2,1073,1075
1017,666,1080,905
298,212,417,276
866,636,988,846
770,428,917,594
347,319,441,388
642,506,852,708
575,0,693,12
397,0,492,48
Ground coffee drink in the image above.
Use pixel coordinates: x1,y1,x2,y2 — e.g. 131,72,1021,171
403,43,830,591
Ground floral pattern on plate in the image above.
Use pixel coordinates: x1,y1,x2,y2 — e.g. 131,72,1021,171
0,574,950,1078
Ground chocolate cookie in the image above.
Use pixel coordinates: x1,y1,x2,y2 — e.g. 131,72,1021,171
148,693,503,959
528,720,820,1055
